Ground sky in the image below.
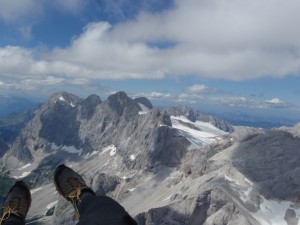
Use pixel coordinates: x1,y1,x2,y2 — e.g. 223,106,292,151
0,0,300,120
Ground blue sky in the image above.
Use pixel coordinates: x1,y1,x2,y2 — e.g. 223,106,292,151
0,0,300,120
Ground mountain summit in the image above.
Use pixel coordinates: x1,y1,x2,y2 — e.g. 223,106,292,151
1,91,299,225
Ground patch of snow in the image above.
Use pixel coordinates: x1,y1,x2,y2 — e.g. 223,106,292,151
159,124,168,127
59,96,66,102
18,163,31,170
171,116,226,147
225,175,240,185
144,177,152,182
58,96,75,107
46,200,58,210
62,146,82,156
162,194,174,201
51,143,82,156
252,197,300,225
121,174,135,180
109,145,117,156
240,176,254,202
138,103,151,115
130,154,136,161
84,150,100,159
31,187,42,194
128,188,136,192
101,145,117,156
224,173,254,204
13,172,31,179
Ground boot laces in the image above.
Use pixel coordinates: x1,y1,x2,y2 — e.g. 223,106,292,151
66,177,85,221
0,197,21,225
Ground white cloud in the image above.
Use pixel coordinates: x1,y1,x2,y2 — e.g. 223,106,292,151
109,0,300,79
0,0,42,23
212,96,292,109
134,87,293,109
49,22,166,79
0,0,85,39
51,0,85,13
0,76,65,91
2,0,300,81
185,84,215,94
133,91,173,101
265,98,283,104
0,46,35,77
264,98,291,108
0,0,85,23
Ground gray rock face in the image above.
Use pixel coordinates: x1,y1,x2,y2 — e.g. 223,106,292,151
79,94,102,119
39,101,81,148
233,130,300,201
93,173,121,196
0,139,8,158
134,97,153,109
3,91,192,171
135,206,188,225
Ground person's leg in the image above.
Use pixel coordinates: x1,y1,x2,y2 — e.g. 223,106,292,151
54,164,137,225
76,195,137,225
0,181,31,225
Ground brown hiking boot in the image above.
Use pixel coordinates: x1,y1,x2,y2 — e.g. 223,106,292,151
53,164,94,220
0,181,31,224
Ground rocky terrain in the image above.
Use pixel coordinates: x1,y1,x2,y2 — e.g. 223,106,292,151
0,91,299,225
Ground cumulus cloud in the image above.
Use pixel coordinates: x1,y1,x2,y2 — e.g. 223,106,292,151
0,0,86,23
212,96,293,109
2,0,300,81
132,91,174,102
185,84,215,94
51,0,85,14
0,22,167,80
0,76,65,91
109,0,300,80
264,98,292,108
133,85,293,110
0,0,42,23
0,0,86,39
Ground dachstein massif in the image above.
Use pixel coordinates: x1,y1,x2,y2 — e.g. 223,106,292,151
1,91,300,225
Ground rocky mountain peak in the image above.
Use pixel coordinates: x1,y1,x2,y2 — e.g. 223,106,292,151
49,91,82,108
134,97,153,110
106,91,140,118
79,94,102,119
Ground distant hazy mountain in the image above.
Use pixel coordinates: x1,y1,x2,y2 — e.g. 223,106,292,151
1,91,300,225
0,95,38,117
209,111,298,129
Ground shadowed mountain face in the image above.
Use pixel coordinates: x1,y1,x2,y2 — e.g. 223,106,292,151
233,130,300,201
1,91,299,225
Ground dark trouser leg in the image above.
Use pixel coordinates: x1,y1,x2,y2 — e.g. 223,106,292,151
2,215,24,225
76,195,137,225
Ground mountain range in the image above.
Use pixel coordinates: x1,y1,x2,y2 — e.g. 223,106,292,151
0,96,38,117
0,91,300,225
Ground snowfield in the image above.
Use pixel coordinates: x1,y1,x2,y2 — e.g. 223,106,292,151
171,116,227,147
138,103,151,115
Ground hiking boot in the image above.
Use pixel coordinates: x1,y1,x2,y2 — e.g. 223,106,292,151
53,164,94,220
0,181,31,225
